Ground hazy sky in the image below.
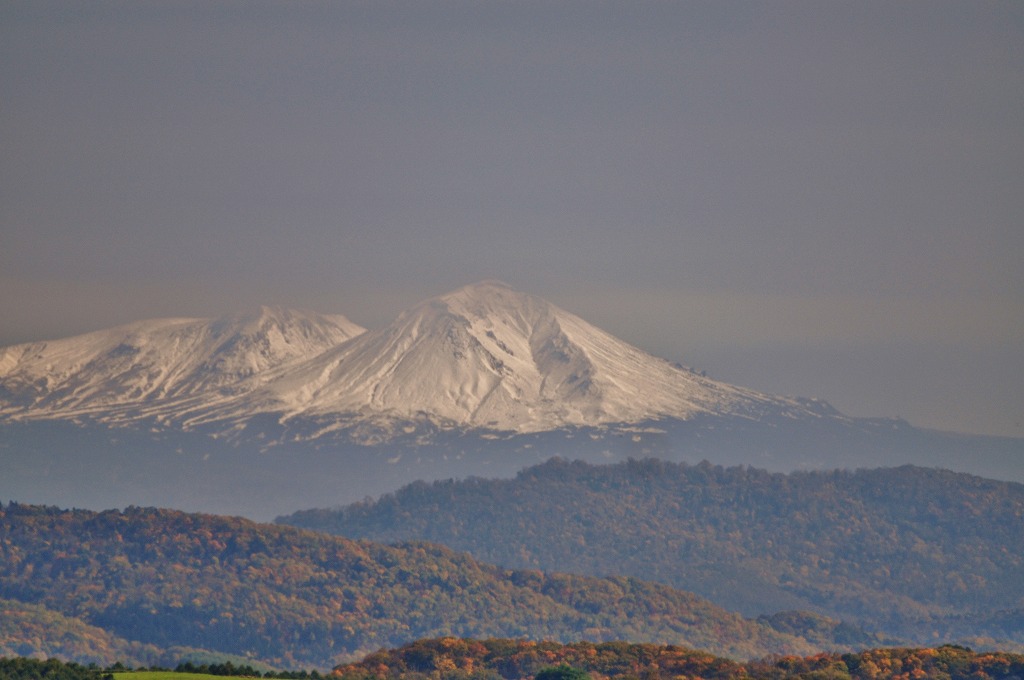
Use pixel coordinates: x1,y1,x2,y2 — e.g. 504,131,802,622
2,1,1022,437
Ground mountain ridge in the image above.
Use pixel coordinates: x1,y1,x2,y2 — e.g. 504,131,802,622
0,501,834,667
0,306,364,423
0,281,841,438
1,281,1020,519
220,281,839,435
279,457,1024,649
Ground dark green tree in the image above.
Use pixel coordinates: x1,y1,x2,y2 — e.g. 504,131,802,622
535,665,590,680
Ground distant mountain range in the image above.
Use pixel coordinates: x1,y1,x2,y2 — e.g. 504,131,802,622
2,284,1022,668
280,458,1024,649
0,502,841,668
1,281,1020,518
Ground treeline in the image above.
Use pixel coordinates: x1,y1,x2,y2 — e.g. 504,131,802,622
0,657,111,680
0,503,820,668
0,657,326,680
8,643,1024,680
333,638,1024,680
169,661,321,678
280,458,1024,644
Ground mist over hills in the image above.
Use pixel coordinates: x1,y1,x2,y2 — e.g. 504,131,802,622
0,281,1020,518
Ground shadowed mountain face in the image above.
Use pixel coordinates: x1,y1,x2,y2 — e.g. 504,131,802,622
0,281,1021,519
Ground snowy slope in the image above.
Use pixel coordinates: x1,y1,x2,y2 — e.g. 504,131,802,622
0,307,365,422
189,281,835,434
0,282,838,436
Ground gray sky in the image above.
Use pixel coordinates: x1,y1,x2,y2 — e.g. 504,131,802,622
2,1,1022,437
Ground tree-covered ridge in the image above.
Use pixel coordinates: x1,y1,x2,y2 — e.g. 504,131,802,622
332,638,1024,680
0,598,169,668
280,459,1024,645
0,503,822,669
0,599,286,671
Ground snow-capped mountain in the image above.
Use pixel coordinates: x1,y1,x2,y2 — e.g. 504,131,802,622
0,306,365,422
2,281,1020,519
200,281,831,433
0,281,831,435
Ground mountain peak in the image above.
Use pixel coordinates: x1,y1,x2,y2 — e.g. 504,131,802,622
242,281,805,435
0,283,824,438
0,308,365,420
211,305,364,341
409,280,553,338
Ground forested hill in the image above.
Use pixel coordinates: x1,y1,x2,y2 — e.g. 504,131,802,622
280,459,1024,647
334,637,1024,680
0,503,826,669
0,598,163,667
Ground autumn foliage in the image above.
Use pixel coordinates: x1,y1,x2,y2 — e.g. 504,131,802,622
0,503,816,668
282,458,1024,645
333,639,1024,680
